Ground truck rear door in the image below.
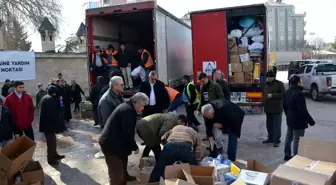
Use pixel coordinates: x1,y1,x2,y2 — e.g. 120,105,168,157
191,11,228,83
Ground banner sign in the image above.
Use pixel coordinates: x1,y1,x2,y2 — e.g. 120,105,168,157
0,51,36,81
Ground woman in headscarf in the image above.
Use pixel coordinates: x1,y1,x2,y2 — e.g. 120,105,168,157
70,80,85,113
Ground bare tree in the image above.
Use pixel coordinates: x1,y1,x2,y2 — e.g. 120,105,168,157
0,0,62,49
58,39,79,53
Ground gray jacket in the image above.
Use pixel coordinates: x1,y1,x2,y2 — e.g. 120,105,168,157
98,89,124,128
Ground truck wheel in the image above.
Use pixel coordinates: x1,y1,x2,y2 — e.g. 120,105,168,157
311,85,323,101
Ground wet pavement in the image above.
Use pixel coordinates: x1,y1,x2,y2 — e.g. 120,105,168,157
32,72,336,184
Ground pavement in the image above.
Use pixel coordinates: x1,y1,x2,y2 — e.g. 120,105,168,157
29,71,336,185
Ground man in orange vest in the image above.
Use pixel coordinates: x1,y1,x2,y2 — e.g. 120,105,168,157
104,45,119,84
165,87,183,112
137,46,154,81
89,45,107,83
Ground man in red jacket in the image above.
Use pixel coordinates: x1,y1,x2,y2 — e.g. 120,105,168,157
4,81,35,141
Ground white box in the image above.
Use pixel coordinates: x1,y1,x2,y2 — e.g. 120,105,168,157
238,169,269,185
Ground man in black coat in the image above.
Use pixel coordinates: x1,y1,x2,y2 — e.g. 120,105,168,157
212,69,230,100
201,99,245,161
39,86,66,165
99,92,149,185
0,98,19,148
90,76,105,126
1,79,11,97
140,71,170,117
283,75,315,161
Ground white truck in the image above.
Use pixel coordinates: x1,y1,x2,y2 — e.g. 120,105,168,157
295,62,336,101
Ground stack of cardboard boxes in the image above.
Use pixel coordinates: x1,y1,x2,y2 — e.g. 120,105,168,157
228,38,261,84
80,101,93,119
0,136,44,185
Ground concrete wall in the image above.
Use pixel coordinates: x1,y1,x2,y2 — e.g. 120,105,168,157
0,52,89,98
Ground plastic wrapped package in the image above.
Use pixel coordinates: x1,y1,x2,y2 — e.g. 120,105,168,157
200,156,215,166
240,37,248,47
243,28,263,37
252,35,264,42
224,173,238,185
230,29,243,38
248,42,264,51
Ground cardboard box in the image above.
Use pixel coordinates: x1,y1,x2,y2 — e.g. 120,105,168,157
80,101,92,111
244,72,253,83
239,53,250,63
242,62,254,72
138,167,154,184
80,110,92,119
21,161,44,184
234,72,245,84
271,137,336,185
238,169,269,185
238,47,248,54
228,39,237,49
165,164,215,185
231,63,242,73
140,157,156,169
230,55,240,63
0,136,36,180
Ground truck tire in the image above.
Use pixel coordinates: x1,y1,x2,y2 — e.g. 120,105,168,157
311,85,323,101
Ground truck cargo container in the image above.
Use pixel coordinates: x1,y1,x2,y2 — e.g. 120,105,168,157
190,4,268,114
86,1,193,96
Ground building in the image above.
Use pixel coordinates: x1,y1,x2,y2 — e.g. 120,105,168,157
38,17,56,52
266,0,306,51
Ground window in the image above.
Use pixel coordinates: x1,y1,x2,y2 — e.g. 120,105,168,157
280,36,284,40
305,66,313,73
316,64,336,73
42,36,46,41
280,8,284,12
296,36,300,40
50,35,53,41
297,66,306,74
280,17,284,21
288,37,292,40
288,27,293,31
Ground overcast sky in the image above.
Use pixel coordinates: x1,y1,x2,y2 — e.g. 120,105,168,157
28,0,336,51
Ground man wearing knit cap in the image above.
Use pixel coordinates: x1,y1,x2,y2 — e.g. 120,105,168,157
39,85,66,165
283,75,315,161
262,70,285,147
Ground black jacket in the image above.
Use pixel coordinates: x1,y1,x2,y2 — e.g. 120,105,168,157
99,101,139,157
56,85,71,107
216,79,230,100
283,86,315,130
39,95,66,134
140,80,170,110
1,84,10,97
117,50,131,68
90,82,104,108
262,80,285,114
89,51,107,70
70,84,85,104
0,107,18,142
206,99,245,138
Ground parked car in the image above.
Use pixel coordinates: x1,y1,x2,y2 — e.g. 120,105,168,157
288,60,314,80
295,62,336,101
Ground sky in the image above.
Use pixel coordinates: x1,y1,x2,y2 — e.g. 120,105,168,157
29,0,336,51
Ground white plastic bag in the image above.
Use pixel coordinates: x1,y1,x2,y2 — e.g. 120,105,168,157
252,35,264,42
248,42,264,50
244,27,263,37
229,29,243,38
131,66,146,81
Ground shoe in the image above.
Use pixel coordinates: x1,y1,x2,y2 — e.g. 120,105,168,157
94,122,99,126
273,142,280,147
54,154,65,160
284,155,293,161
262,139,273,144
202,137,209,141
126,175,136,181
48,160,59,166
140,142,146,146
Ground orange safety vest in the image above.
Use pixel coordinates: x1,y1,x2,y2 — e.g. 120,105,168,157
165,87,179,103
105,50,118,67
142,49,154,68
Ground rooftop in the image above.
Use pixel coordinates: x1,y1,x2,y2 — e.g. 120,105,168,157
76,22,86,37
38,17,56,33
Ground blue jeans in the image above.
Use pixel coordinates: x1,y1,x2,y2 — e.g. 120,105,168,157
149,142,197,183
227,133,238,161
284,127,305,156
167,95,183,112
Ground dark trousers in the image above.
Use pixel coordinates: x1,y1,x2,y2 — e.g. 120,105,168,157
284,127,305,156
93,107,99,125
102,151,127,185
149,142,197,183
266,113,282,143
74,102,80,111
143,105,162,117
64,106,72,122
142,145,161,161
185,103,199,126
19,125,34,141
209,133,238,162
167,95,182,112
44,133,57,162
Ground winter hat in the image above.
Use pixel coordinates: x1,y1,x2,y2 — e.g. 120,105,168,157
266,70,275,78
289,75,301,85
37,83,43,88
5,79,10,83
47,85,57,94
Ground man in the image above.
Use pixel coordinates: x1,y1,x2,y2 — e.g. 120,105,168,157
212,69,230,100
0,98,19,149
283,75,315,161
56,79,72,123
57,73,67,84
99,92,149,185
105,44,119,72
90,76,105,126
137,46,154,81
198,72,224,110
262,70,285,147
39,86,66,165
149,124,202,183
165,87,182,112
4,81,35,141
70,80,85,113
1,79,11,97
118,43,133,90
136,112,183,160
100,70,123,98
98,76,125,128
182,75,200,126
7,81,15,95
89,45,107,81
35,83,47,109
201,99,245,161
140,71,170,117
